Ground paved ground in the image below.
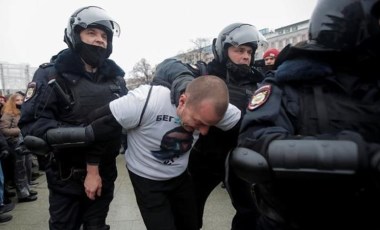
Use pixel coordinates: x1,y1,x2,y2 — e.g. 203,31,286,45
1,154,235,230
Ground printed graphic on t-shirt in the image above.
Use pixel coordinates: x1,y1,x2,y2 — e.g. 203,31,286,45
151,126,194,162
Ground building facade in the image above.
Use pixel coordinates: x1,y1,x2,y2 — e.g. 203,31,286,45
0,62,36,96
260,19,309,53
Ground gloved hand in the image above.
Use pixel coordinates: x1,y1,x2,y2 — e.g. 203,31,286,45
86,104,111,124
89,113,122,142
0,149,9,160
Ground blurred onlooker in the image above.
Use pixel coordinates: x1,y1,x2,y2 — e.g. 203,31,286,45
0,96,7,117
0,131,13,223
0,92,37,203
15,92,41,177
263,48,280,71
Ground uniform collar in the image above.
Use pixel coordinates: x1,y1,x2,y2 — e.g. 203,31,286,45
52,48,125,79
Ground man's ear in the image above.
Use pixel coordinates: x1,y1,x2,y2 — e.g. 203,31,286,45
177,94,187,108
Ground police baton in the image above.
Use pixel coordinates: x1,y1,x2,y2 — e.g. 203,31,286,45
48,79,73,110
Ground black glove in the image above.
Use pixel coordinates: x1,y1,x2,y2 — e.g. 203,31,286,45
86,104,112,124
90,114,122,142
0,149,9,160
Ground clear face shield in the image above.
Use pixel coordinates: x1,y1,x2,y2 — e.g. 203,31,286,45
256,32,269,60
224,24,268,57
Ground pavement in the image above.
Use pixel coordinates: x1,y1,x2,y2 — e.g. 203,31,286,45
1,154,235,230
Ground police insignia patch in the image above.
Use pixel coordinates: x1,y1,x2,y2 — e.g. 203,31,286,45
24,82,37,102
248,85,271,110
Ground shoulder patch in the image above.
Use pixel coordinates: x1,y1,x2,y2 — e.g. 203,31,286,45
24,82,37,102
248,85,272,110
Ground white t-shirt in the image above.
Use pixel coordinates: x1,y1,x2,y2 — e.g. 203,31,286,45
109,84,240,181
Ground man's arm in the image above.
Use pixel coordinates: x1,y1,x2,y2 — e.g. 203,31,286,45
30,85,145,149
40,103,120,147
152,58,195,105
234,82,379,184
19,66,61,138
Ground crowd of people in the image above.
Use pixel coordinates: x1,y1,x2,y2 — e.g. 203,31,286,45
0,92,42,223
2,0,380,229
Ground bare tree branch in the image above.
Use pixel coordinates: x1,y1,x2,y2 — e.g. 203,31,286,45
127,58,154,89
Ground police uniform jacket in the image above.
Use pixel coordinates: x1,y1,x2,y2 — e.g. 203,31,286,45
18,48,127,167
238,55,380,228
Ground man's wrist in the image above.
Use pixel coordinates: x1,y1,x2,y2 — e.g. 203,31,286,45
86,164,99,175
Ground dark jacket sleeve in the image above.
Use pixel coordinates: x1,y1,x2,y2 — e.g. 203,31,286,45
237,77,377,181
152,58,195,105
88,104,122,142
238,79,293,151
18,66,61,139
86,74,128,164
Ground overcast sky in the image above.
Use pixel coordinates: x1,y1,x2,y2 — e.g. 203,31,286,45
0,0,318,75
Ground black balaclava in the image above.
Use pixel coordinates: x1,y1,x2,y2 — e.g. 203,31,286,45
226,59,253,76
78,42,109,67
74,25,113,68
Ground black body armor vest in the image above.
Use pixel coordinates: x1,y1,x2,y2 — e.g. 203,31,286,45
297,80,380,143
55,74,122,125
51,72,123,166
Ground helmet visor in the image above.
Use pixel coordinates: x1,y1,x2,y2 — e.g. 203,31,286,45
72,6,121,37
225,24,262,46
257,32,269,54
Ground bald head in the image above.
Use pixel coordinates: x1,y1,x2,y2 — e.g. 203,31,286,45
185,75,229,118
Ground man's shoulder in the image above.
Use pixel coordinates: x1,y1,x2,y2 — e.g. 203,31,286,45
39,62,54,69
129,84,169,99
33,62,56,81
187,61,208,76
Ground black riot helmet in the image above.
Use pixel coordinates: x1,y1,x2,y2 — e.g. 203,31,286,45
64,6,121,58
212,23,268,66
308,0,380,52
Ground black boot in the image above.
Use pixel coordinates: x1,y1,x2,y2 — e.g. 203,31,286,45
0,213,12,223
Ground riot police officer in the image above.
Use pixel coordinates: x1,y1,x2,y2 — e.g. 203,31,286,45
231,0,380,229
152,23,267,230
18,6,127,230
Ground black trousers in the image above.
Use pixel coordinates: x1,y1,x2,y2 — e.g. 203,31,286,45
128,169,198,230
188,147,259,230
46,160,116,230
